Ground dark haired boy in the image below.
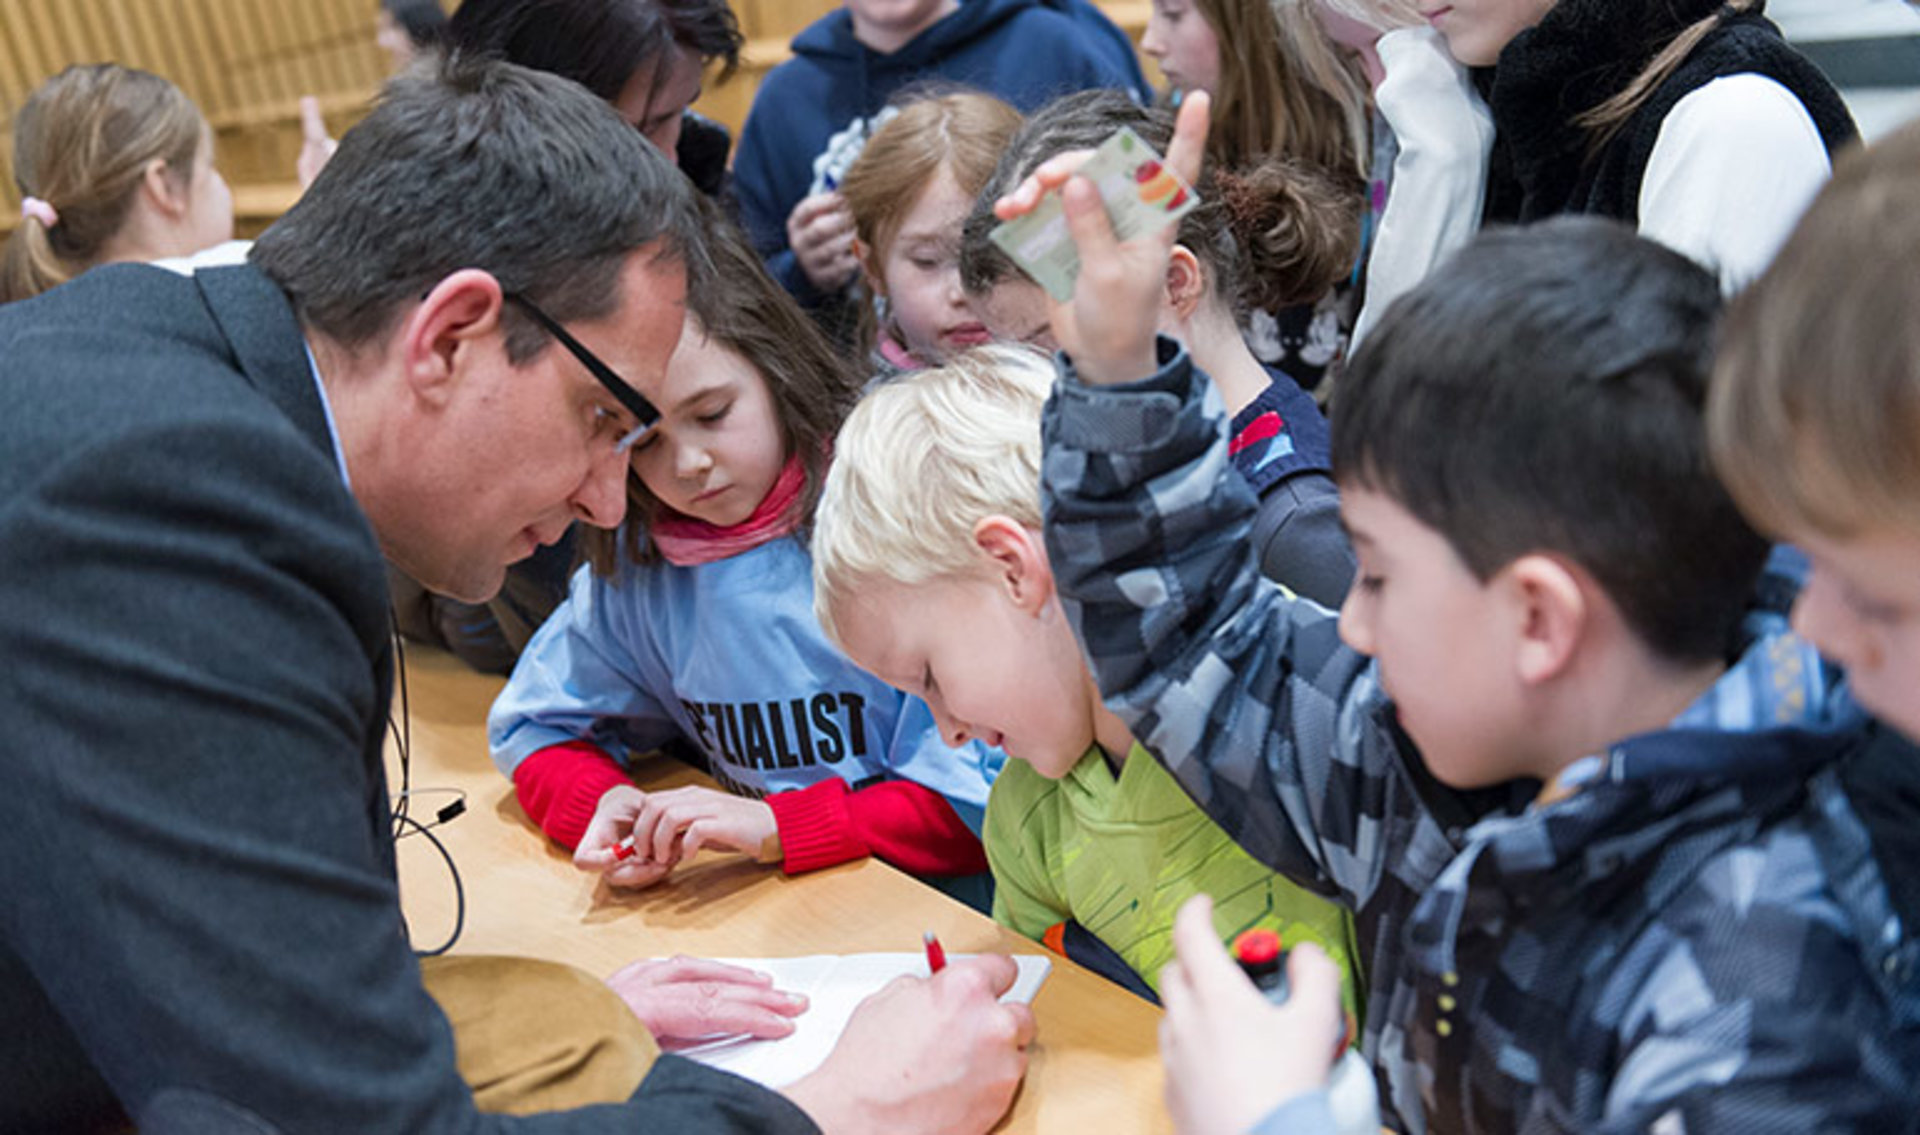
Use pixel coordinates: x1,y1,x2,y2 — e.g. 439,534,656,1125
1004,100,1917,1132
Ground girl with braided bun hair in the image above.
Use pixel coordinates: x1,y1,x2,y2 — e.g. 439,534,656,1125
959,89,1359,607
2,64,232,305
1455,0,1858,291
1139,0,1370,395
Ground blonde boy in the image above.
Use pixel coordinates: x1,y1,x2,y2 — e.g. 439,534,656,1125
1709,118,1920,743
1707,116,1920,954
811,346,1361,1005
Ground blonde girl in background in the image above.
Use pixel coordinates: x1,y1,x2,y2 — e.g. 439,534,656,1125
1301,0,1493,349
2,64,233,305
1140,0,1366,394
837,91,1023,378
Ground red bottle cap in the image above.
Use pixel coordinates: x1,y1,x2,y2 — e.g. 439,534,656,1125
1232,928,1283,967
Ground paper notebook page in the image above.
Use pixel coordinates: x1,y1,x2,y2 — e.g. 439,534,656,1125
678,953,1052,1089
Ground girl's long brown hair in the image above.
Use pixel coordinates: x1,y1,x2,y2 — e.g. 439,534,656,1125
583,205,859,575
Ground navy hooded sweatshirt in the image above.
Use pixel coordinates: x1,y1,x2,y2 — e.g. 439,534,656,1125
733,0,1142,303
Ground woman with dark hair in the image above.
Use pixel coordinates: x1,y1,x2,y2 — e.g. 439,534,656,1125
447,0,743,197
377,0,450,71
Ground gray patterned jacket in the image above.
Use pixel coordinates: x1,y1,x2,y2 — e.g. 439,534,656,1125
1039,345,1920,1134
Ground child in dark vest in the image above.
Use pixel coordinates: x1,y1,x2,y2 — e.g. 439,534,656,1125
1453,0,1858,290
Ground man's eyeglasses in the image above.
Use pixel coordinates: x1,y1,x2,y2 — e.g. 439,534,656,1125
504,292,660,452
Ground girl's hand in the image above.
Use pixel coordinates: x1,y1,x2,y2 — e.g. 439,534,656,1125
575,785,678,889
606,955,809,1049
787,191,859,292
630,785,782,866
1158,894,1344,1135
992,92,1211,386
296,96,337,191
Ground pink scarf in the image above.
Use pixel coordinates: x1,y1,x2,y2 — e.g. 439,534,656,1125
650,454,808,567
877,334,921,373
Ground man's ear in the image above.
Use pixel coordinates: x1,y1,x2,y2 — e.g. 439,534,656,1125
1165,244,1205,322
398,269,508,406
1505,553,1588,687
972,515,1054,616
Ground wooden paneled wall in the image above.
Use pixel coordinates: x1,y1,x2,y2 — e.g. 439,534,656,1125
1,0,1151,236
1,0,390,231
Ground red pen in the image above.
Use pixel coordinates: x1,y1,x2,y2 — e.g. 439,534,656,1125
923,930,947,974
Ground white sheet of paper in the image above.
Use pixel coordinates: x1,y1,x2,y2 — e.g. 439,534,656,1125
675,952,1052,1088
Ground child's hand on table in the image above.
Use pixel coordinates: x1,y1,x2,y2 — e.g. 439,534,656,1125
575,785,677,888
991,92,1211,387
606,955,809,1050
576,784,781,889
1158,894,1344,1134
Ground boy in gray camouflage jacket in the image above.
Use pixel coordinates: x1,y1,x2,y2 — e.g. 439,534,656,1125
993,97,1918,1134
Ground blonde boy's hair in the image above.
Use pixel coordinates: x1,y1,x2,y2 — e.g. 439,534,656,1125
812,345,1055,643
1709,119,1920,538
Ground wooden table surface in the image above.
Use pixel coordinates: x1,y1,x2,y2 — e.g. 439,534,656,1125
391,645,1170,1134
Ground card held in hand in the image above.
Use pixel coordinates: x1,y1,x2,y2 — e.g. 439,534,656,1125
988,127,1200,302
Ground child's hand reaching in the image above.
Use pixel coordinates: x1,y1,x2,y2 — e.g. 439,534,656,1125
1158,894,1344,1134
992,92,1211,387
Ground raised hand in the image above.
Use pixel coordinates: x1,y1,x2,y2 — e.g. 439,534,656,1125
992,92,1211,386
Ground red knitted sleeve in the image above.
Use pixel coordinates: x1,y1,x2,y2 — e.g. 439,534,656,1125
509,741,633,851
766,778,988,876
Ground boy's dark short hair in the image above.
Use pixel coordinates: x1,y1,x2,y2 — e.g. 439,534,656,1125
1333,217,1768,663
252,53,707,363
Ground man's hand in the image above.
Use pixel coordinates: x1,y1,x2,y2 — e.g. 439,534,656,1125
784,955,1036,1134
607,955,808,1050
992,92,1211,386
787,191,860,292
575,785,677,889
629,785,781,865
1158,895,1343,1134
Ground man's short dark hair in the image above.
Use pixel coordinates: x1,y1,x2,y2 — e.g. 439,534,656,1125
448,0,742,101
252,53,707,362
1333,217,1768,663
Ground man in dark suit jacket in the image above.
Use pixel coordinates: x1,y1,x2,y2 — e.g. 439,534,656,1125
0,55,1031,1134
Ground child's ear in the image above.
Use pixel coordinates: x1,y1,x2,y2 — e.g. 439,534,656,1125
1506,553,1586,687
972,515,1054,616
853,236,883,296
398,269,508,406
141,158,189,219
1165,245,1204,321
